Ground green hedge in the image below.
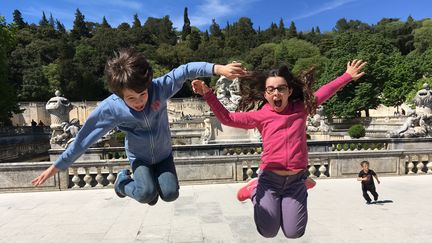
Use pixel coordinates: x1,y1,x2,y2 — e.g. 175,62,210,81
348,124,366,139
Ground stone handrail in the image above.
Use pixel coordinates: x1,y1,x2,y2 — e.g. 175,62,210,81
2,138,432,192
0,126,51,136
61,148,432,190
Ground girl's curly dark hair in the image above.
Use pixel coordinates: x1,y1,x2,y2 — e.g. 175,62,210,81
236,65,318,115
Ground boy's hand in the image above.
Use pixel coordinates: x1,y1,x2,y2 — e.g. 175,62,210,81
32,164,59,186
346,59,367,81
214,63,247,80
192,80,211,96
377,180,381,184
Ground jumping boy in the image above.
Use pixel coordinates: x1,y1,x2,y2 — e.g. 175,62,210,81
32,48,246,205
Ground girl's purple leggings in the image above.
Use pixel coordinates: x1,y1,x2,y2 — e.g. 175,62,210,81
252,170,308,238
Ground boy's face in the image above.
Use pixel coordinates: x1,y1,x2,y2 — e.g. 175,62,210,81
264,76,293,113
122,88,149,112
362,163,369,171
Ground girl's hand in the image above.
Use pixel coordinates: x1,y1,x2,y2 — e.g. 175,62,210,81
32,164,59,186
192,80,211,96
214,63,247,80
346,59,367,81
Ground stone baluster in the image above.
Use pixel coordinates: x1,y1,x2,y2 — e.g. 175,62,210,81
416,154,424,174
427,154,432,174
107,166,116,186
244,161,253,180
308,163,317,178
71,167,81,189
407,155,415,174
95,167,104,188
319,162,327,178
83,167,93,188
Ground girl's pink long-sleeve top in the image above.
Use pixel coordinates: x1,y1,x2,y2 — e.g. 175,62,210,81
203,73,353,172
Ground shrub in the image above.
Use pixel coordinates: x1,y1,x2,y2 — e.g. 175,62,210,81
115,131,126,143
348,124,366,139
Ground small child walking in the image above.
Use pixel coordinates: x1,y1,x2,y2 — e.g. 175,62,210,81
192,60,367,238
357,160,381,204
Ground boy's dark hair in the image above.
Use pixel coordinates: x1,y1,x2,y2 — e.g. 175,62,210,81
105,48,153,97
360,160,370,166
236,65,318,115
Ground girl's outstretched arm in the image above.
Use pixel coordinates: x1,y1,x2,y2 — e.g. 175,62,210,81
315,59,367,105
192,80,259,129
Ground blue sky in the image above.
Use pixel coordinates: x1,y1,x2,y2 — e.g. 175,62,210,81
1,0,431,32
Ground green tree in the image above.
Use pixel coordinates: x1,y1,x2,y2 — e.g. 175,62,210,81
245,43,277,70
12,10,26,29
287,21,297,38
71,9,90,40
225,17,256,56
413,19,432,53
101,16,111,28
187,28,201,51
55,19,66,33
39,12,49,27
318,31,398,117
275,38,320,65
132,14,141,28
292,55,329,78
42,63,61,94
380,53,418,107
182,7,191,41
0,16,21,125
143,16,177,46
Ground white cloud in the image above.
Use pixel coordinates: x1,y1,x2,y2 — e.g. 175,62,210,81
293,0,358,20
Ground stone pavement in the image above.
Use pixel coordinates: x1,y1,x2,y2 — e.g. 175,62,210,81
0,175,431,243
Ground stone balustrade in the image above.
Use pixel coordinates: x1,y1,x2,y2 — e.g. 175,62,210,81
2,138,432,192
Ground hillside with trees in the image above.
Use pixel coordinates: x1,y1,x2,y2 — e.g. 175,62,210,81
1,8,431,125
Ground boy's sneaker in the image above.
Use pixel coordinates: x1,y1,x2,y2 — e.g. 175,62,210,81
237,178,258,202
114,169,131,198
305,177,316,190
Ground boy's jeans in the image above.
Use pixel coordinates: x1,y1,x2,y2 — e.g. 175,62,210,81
122,154,179,204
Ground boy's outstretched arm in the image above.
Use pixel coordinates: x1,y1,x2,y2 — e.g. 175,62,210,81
32,103,117,187
32,165,59,186
315,59,367,105
213,63,247,80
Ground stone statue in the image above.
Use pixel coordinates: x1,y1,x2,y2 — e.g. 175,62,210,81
388,83,432,138
201,118,212,144
51,118,81,148
307,105,330,132
46,90,73,130
95,128,118,147
215,76,242,111
46,91,75,149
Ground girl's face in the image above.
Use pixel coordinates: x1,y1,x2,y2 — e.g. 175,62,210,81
122,88,149,112
264,76,293,113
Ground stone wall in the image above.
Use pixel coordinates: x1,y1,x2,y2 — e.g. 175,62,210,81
0,131,50,162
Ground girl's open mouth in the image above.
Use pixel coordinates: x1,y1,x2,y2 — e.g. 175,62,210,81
274,100,282,107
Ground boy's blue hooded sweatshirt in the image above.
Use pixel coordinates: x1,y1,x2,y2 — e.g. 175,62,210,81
54,62,214,169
